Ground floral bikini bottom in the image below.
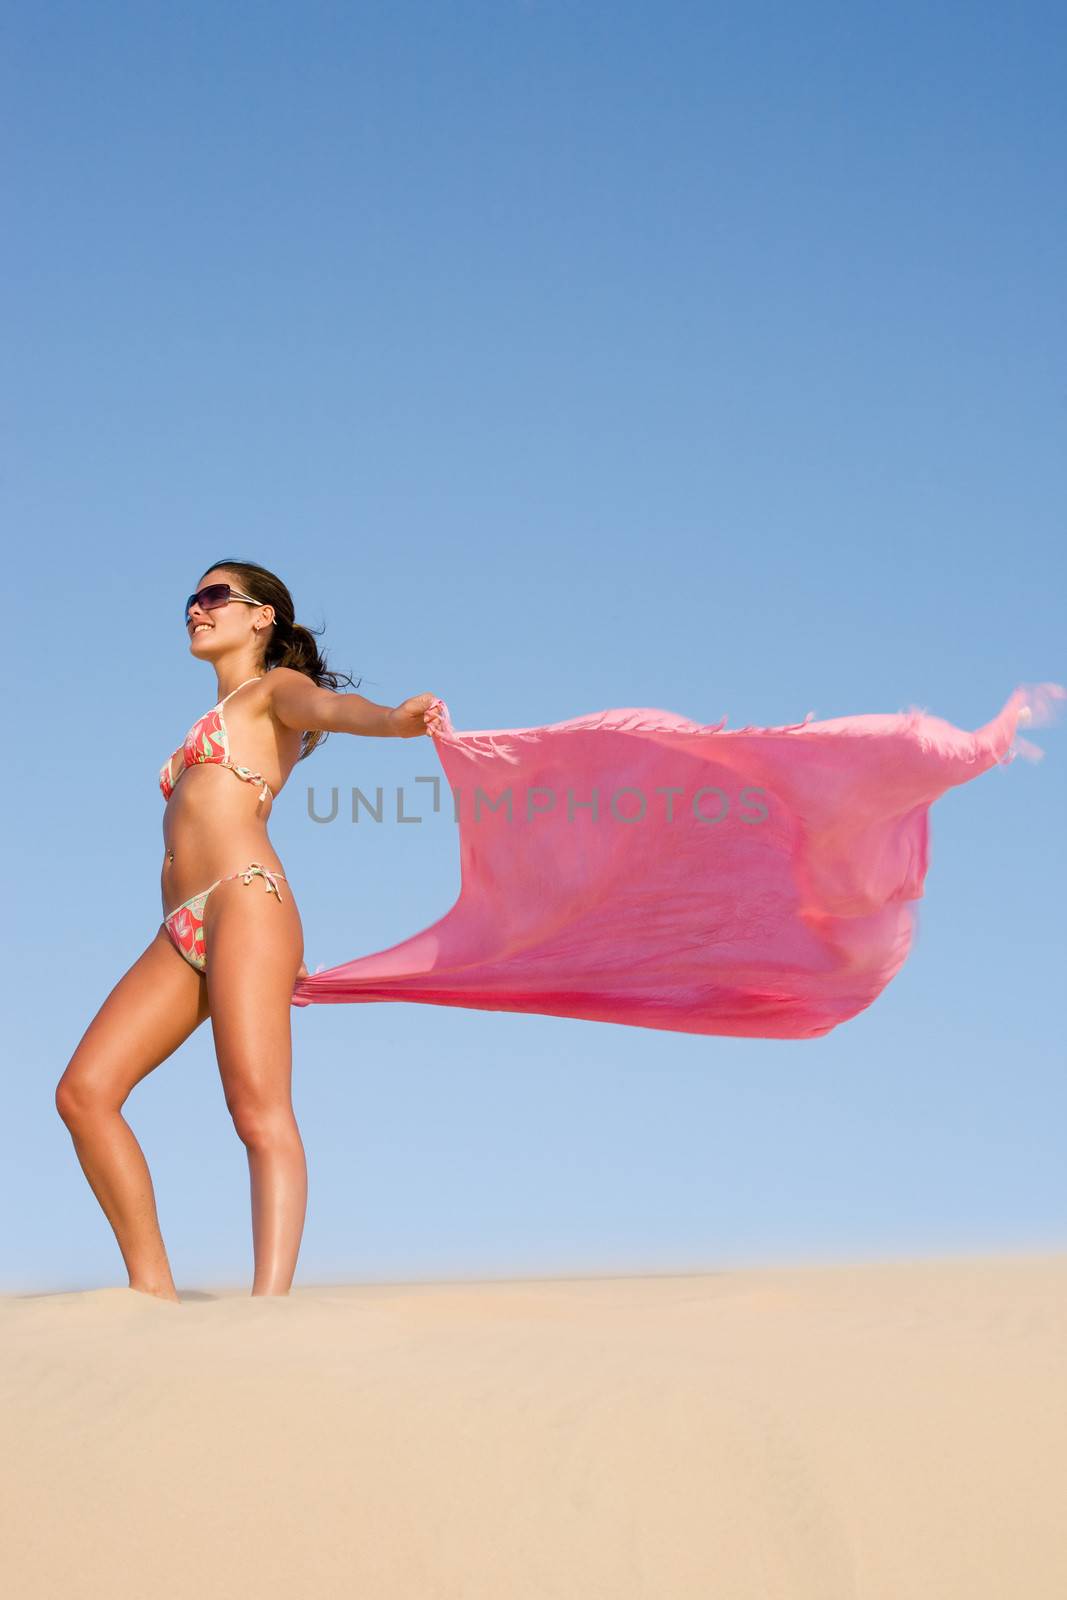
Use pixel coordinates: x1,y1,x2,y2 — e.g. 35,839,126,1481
162,861,287,974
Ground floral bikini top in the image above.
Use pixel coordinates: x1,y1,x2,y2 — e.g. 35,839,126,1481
159,675,275,805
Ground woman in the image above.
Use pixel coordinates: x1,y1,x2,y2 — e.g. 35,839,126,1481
55,559,443,1303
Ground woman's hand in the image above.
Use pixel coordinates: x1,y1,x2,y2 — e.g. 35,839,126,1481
387,693,445,739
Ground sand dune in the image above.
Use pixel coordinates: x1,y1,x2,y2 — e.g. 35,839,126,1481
2,1251,1064,1598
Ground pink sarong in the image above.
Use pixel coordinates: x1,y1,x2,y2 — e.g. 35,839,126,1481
290,683,1063,1039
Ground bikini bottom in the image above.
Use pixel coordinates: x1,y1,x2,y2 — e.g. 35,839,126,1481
162,861,287,975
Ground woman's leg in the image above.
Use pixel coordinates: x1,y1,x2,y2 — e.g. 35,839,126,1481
204,874,307,1296
55,926,211,1302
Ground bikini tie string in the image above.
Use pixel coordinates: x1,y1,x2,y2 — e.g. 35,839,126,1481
229,760,271,802
241,863,284,901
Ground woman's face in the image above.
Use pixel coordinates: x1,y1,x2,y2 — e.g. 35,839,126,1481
185,569,272,658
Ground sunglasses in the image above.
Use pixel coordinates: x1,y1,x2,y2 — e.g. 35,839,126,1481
185,583,264,624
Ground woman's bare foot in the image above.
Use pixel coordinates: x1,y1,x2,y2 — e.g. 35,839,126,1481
129,1282,181,1304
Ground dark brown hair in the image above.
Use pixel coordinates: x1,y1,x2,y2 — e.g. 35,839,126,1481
200,557,361,759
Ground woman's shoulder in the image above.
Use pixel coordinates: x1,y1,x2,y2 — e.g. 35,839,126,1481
263,665,326,704
264,666,310,691
263,666,331,740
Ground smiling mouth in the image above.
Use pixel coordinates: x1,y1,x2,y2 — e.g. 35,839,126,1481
191,623,214,635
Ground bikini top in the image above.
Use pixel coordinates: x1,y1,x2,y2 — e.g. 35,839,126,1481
159,675,275,805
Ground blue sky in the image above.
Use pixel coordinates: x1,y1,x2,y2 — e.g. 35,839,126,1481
3,0,1064,1292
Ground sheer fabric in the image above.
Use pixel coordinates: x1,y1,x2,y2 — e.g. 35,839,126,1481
290,683,1062,1038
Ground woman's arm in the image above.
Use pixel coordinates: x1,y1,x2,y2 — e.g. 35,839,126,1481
268,667,443,739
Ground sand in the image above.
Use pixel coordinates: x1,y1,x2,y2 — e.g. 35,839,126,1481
2,1251,1064,1598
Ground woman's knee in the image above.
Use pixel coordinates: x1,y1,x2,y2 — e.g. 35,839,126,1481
55,1062,116,1126
225,1092,299,1151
